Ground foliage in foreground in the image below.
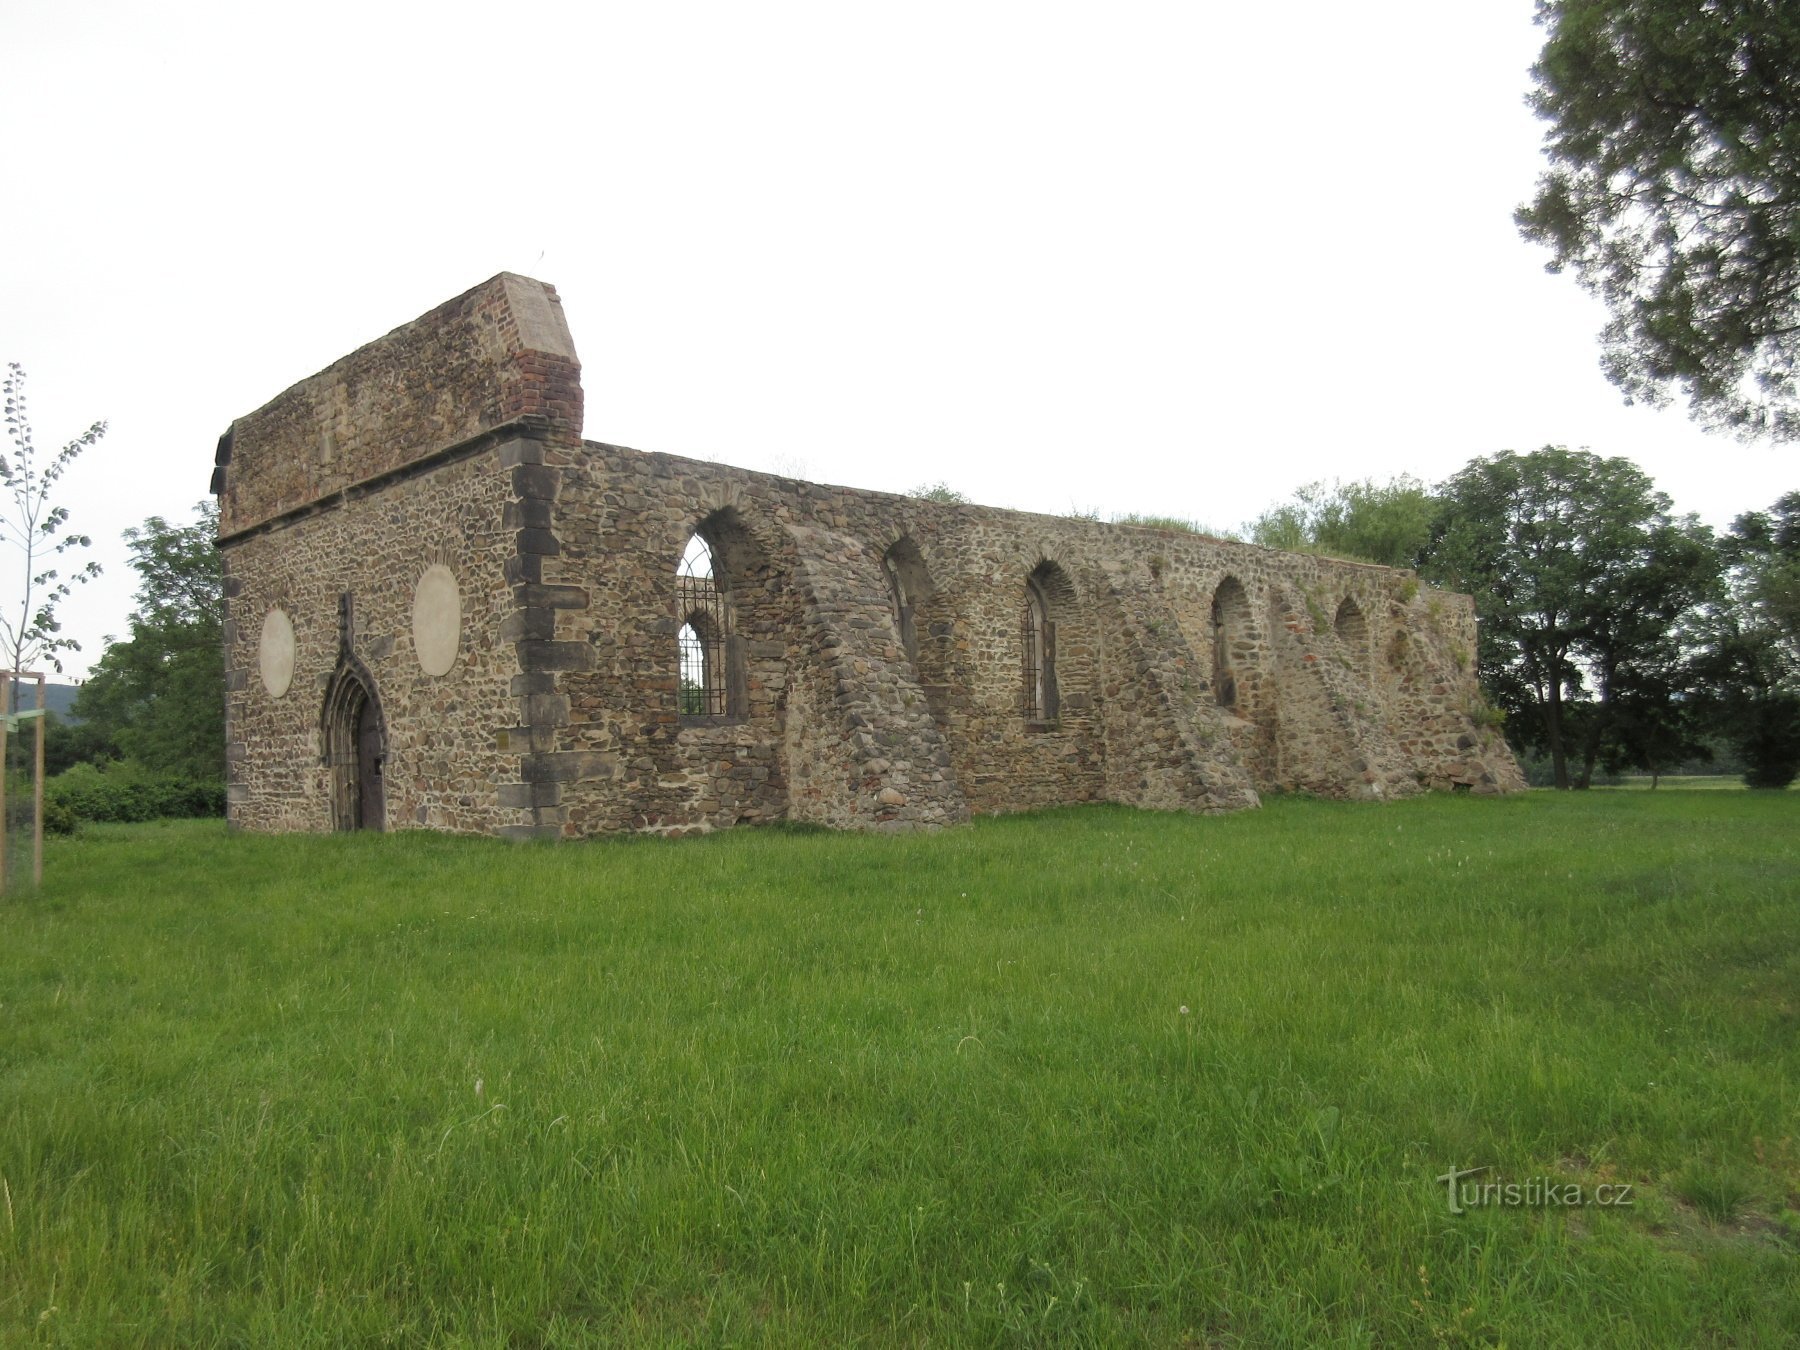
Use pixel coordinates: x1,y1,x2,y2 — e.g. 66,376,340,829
2,795,1796,1344
1518,0,1800,439
0,363,106,680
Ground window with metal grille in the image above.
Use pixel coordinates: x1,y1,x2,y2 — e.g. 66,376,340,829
678,534,730,716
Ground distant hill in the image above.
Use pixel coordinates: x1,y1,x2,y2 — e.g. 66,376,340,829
35,682,83,723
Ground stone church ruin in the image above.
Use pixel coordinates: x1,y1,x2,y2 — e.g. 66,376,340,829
213,274,1524,837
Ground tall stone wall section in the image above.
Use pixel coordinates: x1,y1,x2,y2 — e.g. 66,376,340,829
214,274,582,536
220,448,527,833
216,274,587,838
781,524,967,831
216,273,1524,840
1092,560,1259,814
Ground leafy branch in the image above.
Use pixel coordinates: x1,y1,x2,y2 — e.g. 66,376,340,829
1,363,106,683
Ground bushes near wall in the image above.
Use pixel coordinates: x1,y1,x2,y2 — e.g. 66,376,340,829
45,763,224,831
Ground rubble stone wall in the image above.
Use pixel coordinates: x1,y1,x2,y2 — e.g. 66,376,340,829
220,446,528,835
216,274,1525,838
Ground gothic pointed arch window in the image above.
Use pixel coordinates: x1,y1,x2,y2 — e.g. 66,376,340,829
677,532,732,717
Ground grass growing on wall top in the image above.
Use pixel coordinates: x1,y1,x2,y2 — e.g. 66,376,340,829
2,793,1798,1344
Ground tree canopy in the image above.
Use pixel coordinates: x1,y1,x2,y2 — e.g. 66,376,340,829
1426,447,1717,789
1721,489,1800,660
1703,491,1800,786
72,502,223,782
1516,1,1800,440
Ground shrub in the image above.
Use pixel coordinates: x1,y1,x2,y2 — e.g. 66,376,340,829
46,762,225,824
2,767,79,834
43,796,79,836
908,481,969,504
1111,512,1239,537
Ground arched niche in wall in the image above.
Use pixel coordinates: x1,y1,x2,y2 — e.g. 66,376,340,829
1334,596,1370,682
882,536,932,668
1023,560,1078,725
884,534,956,726
1211,575,1254,710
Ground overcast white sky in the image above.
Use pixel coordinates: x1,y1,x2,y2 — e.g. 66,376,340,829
2,0,1792,679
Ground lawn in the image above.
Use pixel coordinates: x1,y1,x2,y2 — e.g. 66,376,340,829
1600,774,1790,791
2,792,1797,1346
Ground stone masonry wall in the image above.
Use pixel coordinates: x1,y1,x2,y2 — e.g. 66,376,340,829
221,447,527,834
217,274,1524,838
215,273,581,537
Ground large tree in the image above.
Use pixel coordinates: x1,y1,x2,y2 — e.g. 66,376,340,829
72,503,224,782
1516,1,1800,440
1426,447,1718,789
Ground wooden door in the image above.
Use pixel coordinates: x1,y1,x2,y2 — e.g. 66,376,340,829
355,697,384,832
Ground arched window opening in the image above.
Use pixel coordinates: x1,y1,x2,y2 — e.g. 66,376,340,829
678,533,732,717
883,537,932,668
1023,567,1060,723
1212,576,1250,709
1334,597,1369,678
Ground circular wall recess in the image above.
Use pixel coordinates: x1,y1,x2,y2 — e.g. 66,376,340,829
412,564,462,677
259,608,296,698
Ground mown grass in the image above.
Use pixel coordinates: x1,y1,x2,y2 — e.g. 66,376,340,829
2,793,1797,1346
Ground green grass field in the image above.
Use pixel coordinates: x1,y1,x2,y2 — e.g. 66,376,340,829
3,793,1797,1346
1601,774,1795,791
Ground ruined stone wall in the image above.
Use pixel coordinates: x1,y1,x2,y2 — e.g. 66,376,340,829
528,447,970,835
216,274,1523,839
466,444,1521,835
215,273,581,537
1376,588,1516,793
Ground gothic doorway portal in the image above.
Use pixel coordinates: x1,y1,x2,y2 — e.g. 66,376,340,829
323,661,385,831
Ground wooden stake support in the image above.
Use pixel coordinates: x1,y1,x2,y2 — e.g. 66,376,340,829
1,670,47,894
